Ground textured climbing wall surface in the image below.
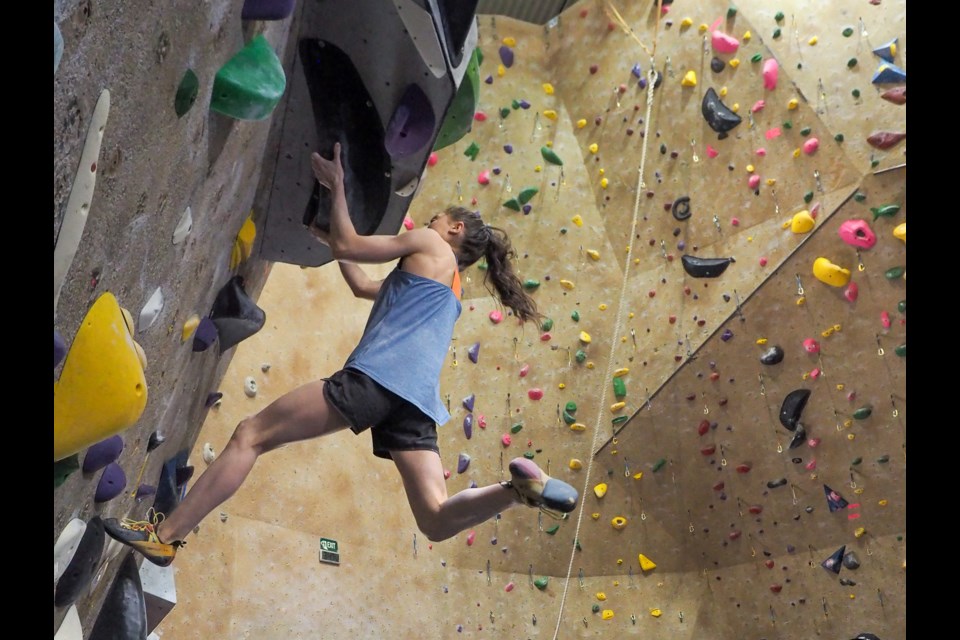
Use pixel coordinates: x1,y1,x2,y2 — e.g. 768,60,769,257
55,0,905,638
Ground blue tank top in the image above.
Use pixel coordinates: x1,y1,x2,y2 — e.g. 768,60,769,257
344,267,462,425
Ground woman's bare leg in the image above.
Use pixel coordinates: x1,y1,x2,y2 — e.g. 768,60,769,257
157,379,350,542
391,449,520,542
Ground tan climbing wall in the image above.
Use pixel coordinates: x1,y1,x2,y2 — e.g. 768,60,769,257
155,1,905,639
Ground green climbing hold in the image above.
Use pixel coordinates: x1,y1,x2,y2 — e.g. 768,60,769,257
523,279,541,290
854,192,867,202
211,34,286,120
652,458,667,472
894,343,906,358
503,198,521,211
871,204,900,220
884,266,905,279
613,377,626,399
565,401,577,414
612,415,628,426
500,106,511,119
518,187,539,205
897,300,906,313
175,69,200,117
751,53,763,63
575,349,587,363
546,524,560,535
877,455,890,464
853,406,873,420
727,6,737,18
560,227,568,234
542,318,554,331
541,146,563,166
783,120,793,129
843,27,854,37
534,576,549,590
852,89,861,99
834,133,845,143
511,99,521,109
571,310,580,322
464,141,480,161
870,159,880,168
775,11,784,21
659,143,667,155
804,191,814,203
434,48,480,150
477,259,488,271
575,539,582,551
523,451,536,460
847,58,858,68
592,604,601,613
851,457,863,466
511,423,524,434
475,47,483,66
800,126,812,136
773,28,781,39
563,410,577,425
54,454,80,488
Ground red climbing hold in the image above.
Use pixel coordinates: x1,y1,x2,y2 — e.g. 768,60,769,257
698,419,710,436
735,463,751,474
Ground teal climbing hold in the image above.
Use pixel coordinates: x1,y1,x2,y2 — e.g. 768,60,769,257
211,34,286,120
518,187,539,204
534,576,549,590
541,146,563,166
175,69,200,117
652,458,666,472
503,197,521,211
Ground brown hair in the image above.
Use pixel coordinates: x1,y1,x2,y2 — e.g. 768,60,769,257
446,206,543,328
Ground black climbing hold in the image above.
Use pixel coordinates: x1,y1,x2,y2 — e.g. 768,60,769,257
89,552,148,640
147,431,166,452
851,634,882,640
767,478,788,489
821,545,845,574
205,392,224,408
701,87,742,134
153,448,191,516
824,485,849,512
779,389,811,431
787,424,807,450
672,196,692,221
681,255,735,278
299,38,390,236
759,345,784,365
55,516,105,608
710,57,725,73
210,276,266,354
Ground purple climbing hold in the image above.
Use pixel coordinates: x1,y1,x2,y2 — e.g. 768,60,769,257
94,462,126,503
469,481,478,489
83,435,124,473
631,63,642,78
55,331,67,368
499,45,514,68
385,83,436,158
485,75,494,84
492,167,502,175
463,394,476,412
519,99,531,109
468,342,480,363
192,317,218,352
135,484,157,501
458,453,471,473
240,0,296,20
205,392,224,408
463,413,473,439
504,144,514,154
721,329,734,342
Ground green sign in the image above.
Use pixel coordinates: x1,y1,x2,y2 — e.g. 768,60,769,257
319,537,340,565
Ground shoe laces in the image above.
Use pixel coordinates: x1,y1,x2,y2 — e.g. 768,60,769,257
120,507,166,533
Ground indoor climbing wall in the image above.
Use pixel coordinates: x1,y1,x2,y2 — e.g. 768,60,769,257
56,0,904,638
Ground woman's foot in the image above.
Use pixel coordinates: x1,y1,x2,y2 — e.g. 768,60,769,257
505,458,579,517
103,509,183,567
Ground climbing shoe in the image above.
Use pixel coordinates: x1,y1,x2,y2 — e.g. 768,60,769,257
103,508,183,567
505,457,579,519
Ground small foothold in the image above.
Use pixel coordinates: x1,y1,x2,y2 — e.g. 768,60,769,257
534,576,549,590
457,453,471,474
594,483,608,498
138,287,164,333
464,142,480,161
243,376,258,398
202,442,216,464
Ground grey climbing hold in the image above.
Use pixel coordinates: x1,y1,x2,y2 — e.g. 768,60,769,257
462,394,475,412
843,550,861,570
760,345,784,365
210,276,266,354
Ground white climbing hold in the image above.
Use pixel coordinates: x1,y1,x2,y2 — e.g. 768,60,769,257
244,376,258,398
173,206,193,244
54,604,83,640
138,287,164,333
261,363,271,372
202,442,216,465
54,518,87,583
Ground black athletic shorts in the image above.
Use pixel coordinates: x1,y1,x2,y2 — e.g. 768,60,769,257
322,367,440,460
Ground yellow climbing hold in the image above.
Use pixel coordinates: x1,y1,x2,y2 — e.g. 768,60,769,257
534,165,542,172
813,257,851,287
893,222,906,243
756,338,768,345
576,118,587,128
544,109,558,120
230,211,257,270
793,148,802,158
633,472,643,480
613,367,629,377
746,164,756,173
650,609,662,618
638,553,656,571
602,610,615,620
731,102,740,112
572,214,583,227
558,382,566,389
497,64,506,77
571,423,587,432
628,312,634,318
596,592,607,601
680,17,693,28
743,30,752,41
54,293,149,461
611,516,627,530
808,36,818,45
854,527,867,538
569,458,583,470
681,70,697,87
594,483,608,498
588,143,599,154
586,362,595,369
543,83,554,95
790,210,815,233
719,86,728,97
698,23,709,33
787,98,799,110
587,249,601,261
579,331,591,343
610,401,626,412
729,59,740,68
598,168,605,176
181,314,200,342
600,178,609,189
592,512,601,520
766,178,777,186
561,279,576,290
879,499,888,506
502,36,516,46
599,303,607,311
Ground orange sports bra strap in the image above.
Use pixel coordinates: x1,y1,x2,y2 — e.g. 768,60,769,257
451,268,462,300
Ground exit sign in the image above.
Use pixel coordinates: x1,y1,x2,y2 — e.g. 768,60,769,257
320,537,340,565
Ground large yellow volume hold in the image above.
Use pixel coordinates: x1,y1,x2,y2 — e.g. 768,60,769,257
54,293,148,461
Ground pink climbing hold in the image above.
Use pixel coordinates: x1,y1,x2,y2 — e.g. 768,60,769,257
803,338,820,353
759,256,768,267
528,388,544,400
846,391,856,402
710,18,740,53
810,202,821,218
501,434,512,447
403,216,415,230
756,147,767,157
808,437,821,448
540,332,552,341
478,170,490,185
731,217,740,226
810,368,821,379
880,311,891,329
474,111,487,121
443,469,451,479
428,152,438,167
478,415,487,429
805,459,817,471
489,310,503,324
763,58,779,90
751,100,765,113
838,219,877,249
519,364,530,377
765,127,782,140
844,282,859,302
505,581,515,592
706,145,719,158
803,138,820,154
466,530,476,546
748,174,761,189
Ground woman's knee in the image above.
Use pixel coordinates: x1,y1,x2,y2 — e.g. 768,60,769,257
229,416,266,453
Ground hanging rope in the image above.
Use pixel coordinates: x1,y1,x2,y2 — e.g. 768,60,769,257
550,3,664,636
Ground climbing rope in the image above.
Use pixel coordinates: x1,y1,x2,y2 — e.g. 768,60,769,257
551,6,664,635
